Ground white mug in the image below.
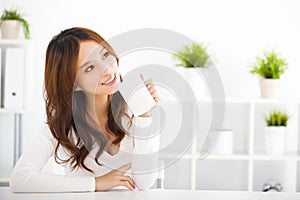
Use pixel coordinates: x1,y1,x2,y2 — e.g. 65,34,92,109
117,75,156,116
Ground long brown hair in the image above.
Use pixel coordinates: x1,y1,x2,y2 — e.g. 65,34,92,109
44,27,130,172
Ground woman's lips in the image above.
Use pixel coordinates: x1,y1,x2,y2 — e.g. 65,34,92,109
101,74,117,86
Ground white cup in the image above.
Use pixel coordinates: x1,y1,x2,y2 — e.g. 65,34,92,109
117,75,156,116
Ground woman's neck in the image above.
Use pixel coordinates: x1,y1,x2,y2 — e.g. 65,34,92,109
85,93,121,150
86,93,109,124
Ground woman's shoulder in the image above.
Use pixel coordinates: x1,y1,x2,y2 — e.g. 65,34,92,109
35,124,57,145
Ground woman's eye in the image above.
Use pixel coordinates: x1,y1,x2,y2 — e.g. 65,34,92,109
102,51,109,59
85,65,94,72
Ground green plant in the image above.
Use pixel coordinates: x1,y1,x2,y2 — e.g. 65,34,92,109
264,110,289,127
0,8,30,39
173,43,210,68
250,51,288,79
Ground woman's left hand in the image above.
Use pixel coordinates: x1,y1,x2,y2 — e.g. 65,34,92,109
139,76,159,118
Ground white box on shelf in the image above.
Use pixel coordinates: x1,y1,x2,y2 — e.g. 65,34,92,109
2,48,25,109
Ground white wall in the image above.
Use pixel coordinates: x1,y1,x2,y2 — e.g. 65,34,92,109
0,0,300,176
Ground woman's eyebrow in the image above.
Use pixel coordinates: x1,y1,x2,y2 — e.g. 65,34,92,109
80,61,93,69
80,47,105,68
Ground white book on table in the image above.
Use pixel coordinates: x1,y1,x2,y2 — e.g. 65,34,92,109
2,48,25,109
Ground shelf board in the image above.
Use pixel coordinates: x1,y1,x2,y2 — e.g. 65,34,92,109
0,178,9,186
196,97,300,104
241,97,300,104
0,108,29,114
203,154,249,160
160,153,249,160
159,153,300,161
155,96,300,104
159,153,194,159
252,153,300,161
0,39,32,45
0,178,9,183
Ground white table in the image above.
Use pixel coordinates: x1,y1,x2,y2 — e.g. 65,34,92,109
1,187,300,200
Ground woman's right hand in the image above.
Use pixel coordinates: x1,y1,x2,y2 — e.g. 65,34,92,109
95,163,135,191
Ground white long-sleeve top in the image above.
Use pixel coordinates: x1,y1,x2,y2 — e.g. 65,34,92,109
10,116,159,193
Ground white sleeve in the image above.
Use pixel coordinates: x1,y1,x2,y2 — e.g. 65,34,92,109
9,125,95,193
133,116,152,128
132,116,159,154
130,116,160,190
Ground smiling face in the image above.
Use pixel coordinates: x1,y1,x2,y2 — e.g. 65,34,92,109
75,40,120,95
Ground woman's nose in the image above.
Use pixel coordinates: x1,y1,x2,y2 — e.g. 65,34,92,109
102,65,114,77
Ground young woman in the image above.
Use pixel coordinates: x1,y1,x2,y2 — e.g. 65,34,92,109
10,27,160,192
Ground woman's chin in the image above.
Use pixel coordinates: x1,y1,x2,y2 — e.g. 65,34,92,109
108,86,119,95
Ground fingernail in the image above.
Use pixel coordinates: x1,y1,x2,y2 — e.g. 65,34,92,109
140,74,144,81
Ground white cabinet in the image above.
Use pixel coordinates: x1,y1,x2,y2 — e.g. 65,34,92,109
159,98,300,192
0,39,34,111
0,40,34,186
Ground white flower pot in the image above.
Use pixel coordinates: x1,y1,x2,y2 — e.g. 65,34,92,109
264,126,286,155
212,129,234,155
184,68,209,98
0,20,21,39
259,79,280,98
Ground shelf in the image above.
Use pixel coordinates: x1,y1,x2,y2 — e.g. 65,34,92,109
160,153,300,161
0,178,9,182
203,154,249,160
163,159,192,189
0,39,32,45
196,97,300,104
253,161,297,192
162,97,300,105
162,97,300,104
252,153,300,161
160,154,194,159
0,109,30,114
1,79,300,192
0,42,34,186
196,160,249,191
0,178,9,184
253,98,300,104
0,178,9,186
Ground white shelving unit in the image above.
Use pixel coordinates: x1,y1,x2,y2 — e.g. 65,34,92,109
0,39,34,186
158,97,300,192
0,41,299,192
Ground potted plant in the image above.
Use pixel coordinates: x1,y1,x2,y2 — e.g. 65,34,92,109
0,8,30,39
264,110,289,155
250,51,288,98
172,43,212,98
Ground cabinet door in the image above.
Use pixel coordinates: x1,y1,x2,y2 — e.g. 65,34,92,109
253,161,297,192
0,114,14,185
196,160,249,191
162,158,192,189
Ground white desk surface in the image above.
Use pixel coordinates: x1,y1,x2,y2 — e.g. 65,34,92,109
1,187,300,200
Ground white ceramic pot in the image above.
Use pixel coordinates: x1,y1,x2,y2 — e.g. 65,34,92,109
0,20,21,39
184,68,209,98
264,126,286,155
212,129,234,155
259,79,280,98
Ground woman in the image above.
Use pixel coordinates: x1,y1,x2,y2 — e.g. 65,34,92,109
10,27,159,192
